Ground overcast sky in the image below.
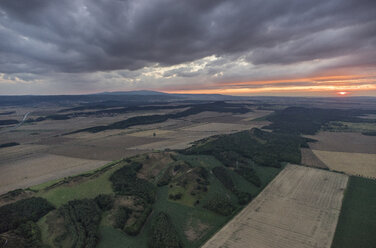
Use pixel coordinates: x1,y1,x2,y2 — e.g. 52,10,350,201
0,0,375,96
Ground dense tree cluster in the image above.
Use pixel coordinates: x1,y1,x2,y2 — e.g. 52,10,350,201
149,212,183,248
157,167,173,187
185,128,305,167
13,221,44,248
94,194,114,211
0,142,20,149
235,166,261,187
0,119,19,125
110,162,156,203
265,107,376,135
55,199,102,248
114,207,133,229
212,167,252,205
203,195,236,216
0,197,54,233
124,205,152,236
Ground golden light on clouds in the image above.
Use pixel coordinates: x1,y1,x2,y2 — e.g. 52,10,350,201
163,74,376,96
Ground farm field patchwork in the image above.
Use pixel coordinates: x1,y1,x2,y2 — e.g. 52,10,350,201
306,131,376,154
301,148,328,169
312,150,376,178
331,176,376,248
202,164,348,248
0,154,109,194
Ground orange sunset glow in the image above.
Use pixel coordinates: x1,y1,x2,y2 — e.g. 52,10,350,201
337,91,349,96
162,74,376,96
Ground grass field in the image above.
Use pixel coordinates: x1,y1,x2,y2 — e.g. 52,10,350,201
35,163,121,207
331,176,376,248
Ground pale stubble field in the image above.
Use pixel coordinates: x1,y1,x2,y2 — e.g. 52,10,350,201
202,165,348,248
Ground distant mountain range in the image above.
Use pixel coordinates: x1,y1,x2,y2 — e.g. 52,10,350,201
96,90,170,96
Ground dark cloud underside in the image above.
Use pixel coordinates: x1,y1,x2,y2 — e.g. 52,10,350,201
0,0,375,74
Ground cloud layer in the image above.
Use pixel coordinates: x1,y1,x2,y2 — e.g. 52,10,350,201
0,0,375,95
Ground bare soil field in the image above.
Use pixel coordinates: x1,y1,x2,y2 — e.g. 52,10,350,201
202,165,348,248
301,148,328,169
305,131,376,154
0,154,109,194
312,150,376,178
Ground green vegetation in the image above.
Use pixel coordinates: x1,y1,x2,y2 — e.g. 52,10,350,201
55,199,102,248
0,119,19,125
124,205,152,236
110,162,156,203
2,128,288,248
35,165,118,207
149,212,183,248
331,177,376,248
323,121,376,133
265,107,376,135
94,194,114,211
0,142,20,149
234,166,261,187
0,197,54,233
212,166,252,205
114,207,132,229
203,195,236,216
184,128,305,167
14,221,44,248
362,131,376,136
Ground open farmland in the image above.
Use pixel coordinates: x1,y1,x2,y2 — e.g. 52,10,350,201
0,154,109,194
202,164,348,248
312,150,376,178
301,148,328,169
305,131,376,154
331,176,376,248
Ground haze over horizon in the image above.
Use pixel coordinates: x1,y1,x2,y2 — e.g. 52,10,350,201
0,0,375,96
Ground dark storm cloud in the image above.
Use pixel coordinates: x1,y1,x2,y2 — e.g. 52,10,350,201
0,0,375,74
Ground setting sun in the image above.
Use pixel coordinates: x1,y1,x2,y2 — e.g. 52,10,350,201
337,91,349,96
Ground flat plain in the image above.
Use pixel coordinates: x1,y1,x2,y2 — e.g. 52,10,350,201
0,103,271,194
312,150,376,178
202,164,348,248
305,131,376,154
0,153,109,194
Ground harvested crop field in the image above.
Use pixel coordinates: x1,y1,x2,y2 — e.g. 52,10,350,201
301,148,328,169
202,164,348,248
312,150,376,178
0,154,109,194
306,131,376,154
